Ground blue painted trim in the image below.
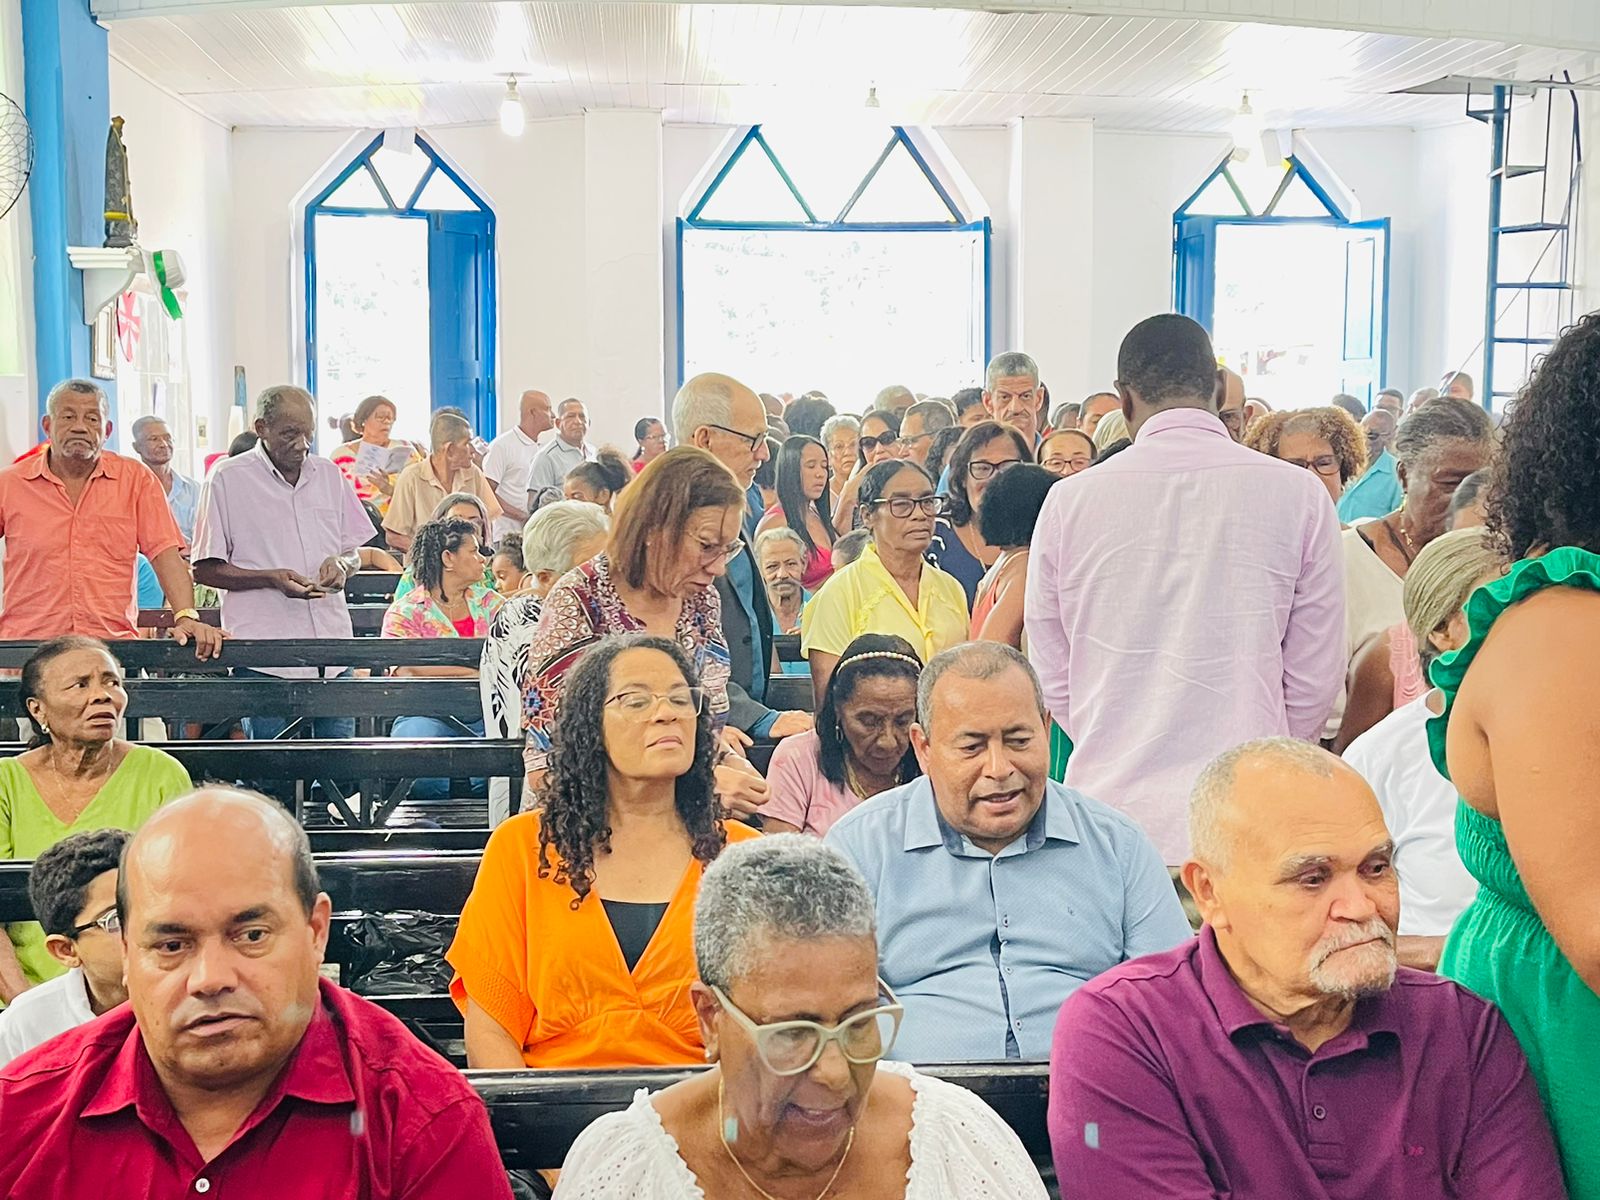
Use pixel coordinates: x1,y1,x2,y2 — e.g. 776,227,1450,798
685,220,976,232
1175,158,1232,215
834,132,898,224
305,132,496,430
1291,158,1348,222
1483,85,1508,408
674,216,687,391
686,127,760,224
896,129,966,225
751,128,818,224
980,216,993,365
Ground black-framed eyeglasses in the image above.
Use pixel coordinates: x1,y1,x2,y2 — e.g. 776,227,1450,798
860,432,903,452
605,687,707,718
67,907,120,938
869,495,948,519
707,423,766,453
711,981,904,1076
966,459,1021,481
1285,454,1340,477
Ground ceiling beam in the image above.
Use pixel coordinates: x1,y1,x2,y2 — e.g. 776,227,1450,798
89,0,1600,55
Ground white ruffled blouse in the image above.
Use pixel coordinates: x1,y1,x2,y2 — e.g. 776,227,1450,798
551,1060,1048,1199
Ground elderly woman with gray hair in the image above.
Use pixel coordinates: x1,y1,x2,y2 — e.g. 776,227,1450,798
554,835,1047,1199
479,500,611,822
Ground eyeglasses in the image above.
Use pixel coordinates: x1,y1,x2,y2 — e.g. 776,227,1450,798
1285,454,1341,477
707,423,766,454
868,495,948,519
695,536,746,566
1042,456,1091,475
859,432,903,452
1219,410,1245,433
605,687,706,718
966,459,1021,481
67,907,120,938
711,982,904,1076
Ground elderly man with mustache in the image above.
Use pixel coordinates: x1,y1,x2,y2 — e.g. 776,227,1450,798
1049,738,1565,1199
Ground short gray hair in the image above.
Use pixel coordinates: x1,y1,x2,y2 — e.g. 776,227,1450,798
903,400,954,432
522,499,609,576
820,414,860,443
985,351,1039,391
1392,396,1493,469
694,835,877,991
129,414,169,442
755,526,807,560
1189,737,1338,869
915,641,1045,730
256,384,314,425
45,379,106,416
429,410,472,451
671,374,738,445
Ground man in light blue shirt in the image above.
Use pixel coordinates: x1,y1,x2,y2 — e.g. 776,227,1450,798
130,415,201,543
1337,408,1403,523
827,642,1190,1062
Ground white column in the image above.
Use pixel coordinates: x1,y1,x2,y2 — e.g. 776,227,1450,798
581,109,665,450
1007,117,1095,402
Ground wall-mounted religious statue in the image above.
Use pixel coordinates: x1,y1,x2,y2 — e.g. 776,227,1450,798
103,115,138,248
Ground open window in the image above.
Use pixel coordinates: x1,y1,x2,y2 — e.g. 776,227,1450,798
305,134,496,449
678,124,990,398
1174,156,1389,408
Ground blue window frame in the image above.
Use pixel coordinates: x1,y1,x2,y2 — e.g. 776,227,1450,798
677,125,991,394
305,134,497,437
1174,156,1390,404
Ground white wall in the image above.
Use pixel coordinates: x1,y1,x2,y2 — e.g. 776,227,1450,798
0,0,36,461
1410,121,1491,396
109,60,235,463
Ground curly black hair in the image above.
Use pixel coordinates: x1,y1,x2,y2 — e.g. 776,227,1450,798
536,633,726,908
1490,311,1600,558
978,464,1059,547
406,516,481,598
816,634,924,790
29,828,130,937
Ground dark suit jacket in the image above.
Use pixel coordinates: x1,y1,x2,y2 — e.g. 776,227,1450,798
717,540,775,733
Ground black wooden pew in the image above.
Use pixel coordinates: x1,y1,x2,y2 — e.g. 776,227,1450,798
468,1061,1052,1172
0,637,483,672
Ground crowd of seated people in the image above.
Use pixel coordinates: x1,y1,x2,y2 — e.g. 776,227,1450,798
2,305,1600,1199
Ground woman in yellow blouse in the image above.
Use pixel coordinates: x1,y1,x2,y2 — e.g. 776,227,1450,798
801,460,969,702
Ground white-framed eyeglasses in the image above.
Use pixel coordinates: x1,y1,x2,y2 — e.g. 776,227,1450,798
711,981,904,1076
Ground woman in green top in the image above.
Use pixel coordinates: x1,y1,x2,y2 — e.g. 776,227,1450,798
0,637,190,999
1430,313,1600,1199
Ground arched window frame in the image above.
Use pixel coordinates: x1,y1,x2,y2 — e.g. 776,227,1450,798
1173,154,1390,401
304,132,498,436
675,124,991,387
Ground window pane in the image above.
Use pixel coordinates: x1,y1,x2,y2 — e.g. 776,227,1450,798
313,213,433,450
1185,171,1246,216
758,121,897,224
325,164,390,211
695,139,812,223
682,226,985,403
371,144,432,209
843,139,958,224
415,167,479,212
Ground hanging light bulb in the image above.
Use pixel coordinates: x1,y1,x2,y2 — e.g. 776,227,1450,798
1229,92,1260,161
864,84,880,110
499,76,526,138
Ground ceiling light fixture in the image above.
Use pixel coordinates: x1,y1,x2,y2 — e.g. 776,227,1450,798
499,76,525,138
864,84,880,110
1229,92,1260,160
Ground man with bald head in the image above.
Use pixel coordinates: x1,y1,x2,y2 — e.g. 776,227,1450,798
0,788,512,1198
1337,406,1404,523
673,373,811,742
1077,391,1120,437
482,388,554,540
1049,738,1564,1199
1215,367,1246,442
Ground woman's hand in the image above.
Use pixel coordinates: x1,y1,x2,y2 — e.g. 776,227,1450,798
718,725,753,757
366,470,395,497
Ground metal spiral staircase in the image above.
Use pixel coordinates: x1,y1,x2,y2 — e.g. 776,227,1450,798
1464,74,1584,407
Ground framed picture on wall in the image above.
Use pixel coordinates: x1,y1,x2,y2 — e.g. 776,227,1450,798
91,307,116,380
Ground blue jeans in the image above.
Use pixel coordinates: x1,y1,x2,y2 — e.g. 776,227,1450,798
391,715,486,800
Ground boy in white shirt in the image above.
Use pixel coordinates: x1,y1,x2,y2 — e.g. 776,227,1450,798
0,829,129,1064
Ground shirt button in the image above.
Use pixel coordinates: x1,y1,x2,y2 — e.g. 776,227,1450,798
195,1180,211,1194
1312,1105,1327,1120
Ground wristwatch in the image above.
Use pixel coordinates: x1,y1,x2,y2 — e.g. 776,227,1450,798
171,607,200,623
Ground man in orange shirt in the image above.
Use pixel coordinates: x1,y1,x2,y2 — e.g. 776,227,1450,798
0,380,223,655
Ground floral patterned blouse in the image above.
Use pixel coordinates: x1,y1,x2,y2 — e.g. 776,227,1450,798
520,553,731,775
329,439,425,516
380,580,504,640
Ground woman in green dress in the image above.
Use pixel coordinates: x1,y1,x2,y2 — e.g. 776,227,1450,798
1430,312,1600,1199
0,637,191,1001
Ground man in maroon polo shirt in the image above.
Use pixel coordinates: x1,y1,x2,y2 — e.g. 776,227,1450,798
1049,738,1565,1199
0,788,514,1199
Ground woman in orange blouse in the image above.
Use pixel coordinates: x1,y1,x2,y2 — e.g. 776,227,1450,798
448,632,759,1068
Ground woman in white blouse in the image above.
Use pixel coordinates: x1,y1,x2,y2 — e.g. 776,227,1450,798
554,836,1046,1200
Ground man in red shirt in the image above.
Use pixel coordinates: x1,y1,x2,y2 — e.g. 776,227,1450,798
0,788,514,1199
0,379,223,655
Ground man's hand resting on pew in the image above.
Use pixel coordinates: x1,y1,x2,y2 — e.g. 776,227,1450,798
714,753,770,820
768,710,813,737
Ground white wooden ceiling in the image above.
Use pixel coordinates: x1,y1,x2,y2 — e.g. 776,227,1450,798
105,2,1598,131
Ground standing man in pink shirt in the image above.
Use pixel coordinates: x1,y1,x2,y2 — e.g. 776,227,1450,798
1023,314,1345,863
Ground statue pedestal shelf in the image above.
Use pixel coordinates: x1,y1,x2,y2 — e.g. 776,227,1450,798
66,245,141,325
